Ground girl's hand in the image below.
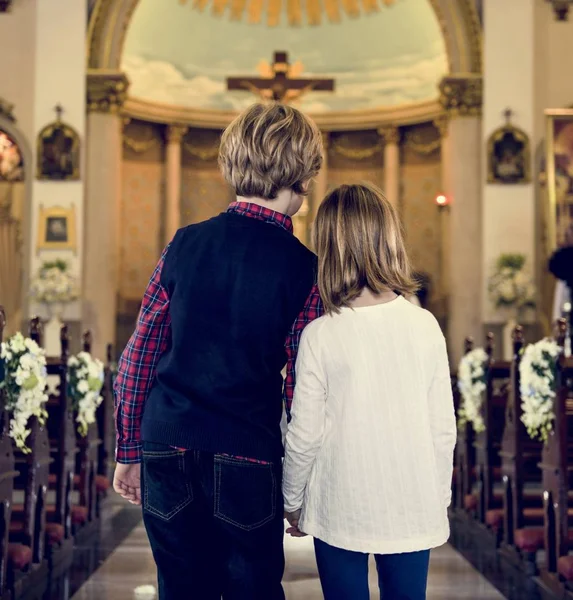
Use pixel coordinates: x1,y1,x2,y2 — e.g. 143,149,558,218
285,510,307,537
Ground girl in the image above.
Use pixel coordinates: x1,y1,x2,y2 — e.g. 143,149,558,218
282,183,456,600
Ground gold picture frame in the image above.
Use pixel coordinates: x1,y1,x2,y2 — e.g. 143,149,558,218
36,205,77,252
539,109,573,333
36,106,80,181
487,123,531,184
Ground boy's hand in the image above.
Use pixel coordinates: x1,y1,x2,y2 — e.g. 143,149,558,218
285,509,306,537
113,463,142,505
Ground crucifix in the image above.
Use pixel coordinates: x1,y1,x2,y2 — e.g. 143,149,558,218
227,51,335,104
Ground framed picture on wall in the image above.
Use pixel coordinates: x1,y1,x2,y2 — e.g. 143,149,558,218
539,109,573,333
36,205,77,252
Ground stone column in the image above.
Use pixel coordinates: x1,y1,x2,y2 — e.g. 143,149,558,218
84,70,129,359
439,74,483,364
165,125,187,245
378,126,400,208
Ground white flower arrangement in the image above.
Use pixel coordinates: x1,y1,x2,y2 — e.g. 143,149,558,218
67,351,104,437
30,259,79,305
519,338,561,442
457,347,489,433
0,332,49,452
488,254,535,316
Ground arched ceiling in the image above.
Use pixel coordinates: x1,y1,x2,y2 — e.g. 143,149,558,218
121,0,448,113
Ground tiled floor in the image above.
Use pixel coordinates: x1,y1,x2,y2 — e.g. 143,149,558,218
71,520,505,600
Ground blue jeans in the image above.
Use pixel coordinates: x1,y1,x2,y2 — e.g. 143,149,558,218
142,443,285,600
314,538,430,600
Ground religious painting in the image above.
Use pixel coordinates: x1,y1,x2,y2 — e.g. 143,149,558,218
0,130,24,182
544,110,573,249
121,0,448,113
487,113,531,184
36,106,80,181
36,205,77,252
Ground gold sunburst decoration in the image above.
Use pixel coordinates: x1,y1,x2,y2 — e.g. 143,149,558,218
178,0,397,26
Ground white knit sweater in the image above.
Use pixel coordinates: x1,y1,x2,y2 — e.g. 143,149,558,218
283,297,456,555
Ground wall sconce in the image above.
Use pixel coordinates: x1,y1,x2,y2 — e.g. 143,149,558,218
435,193,450,212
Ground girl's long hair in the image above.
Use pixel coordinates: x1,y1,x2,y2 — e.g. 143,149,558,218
314,183,418,314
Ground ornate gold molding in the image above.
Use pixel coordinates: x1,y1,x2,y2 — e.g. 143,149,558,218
123,133,158,153
182,140,219,161
403,129,441,155
332,136,382,160
166,124,188,144
87,70,130,113
433,115,449,137
0,97,15,122
377,126,400,145
439,74,482,117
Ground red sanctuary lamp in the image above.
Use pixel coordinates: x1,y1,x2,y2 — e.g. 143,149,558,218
435,193,450,211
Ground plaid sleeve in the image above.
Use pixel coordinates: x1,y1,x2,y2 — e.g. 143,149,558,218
114,246,172,464
283,284,324,420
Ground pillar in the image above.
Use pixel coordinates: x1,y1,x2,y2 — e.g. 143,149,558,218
84,70,129,359
30,0,86,353
439,74,483,364
165,124,187,245
483,0,536,331
434,115,451,307
378,126,400,208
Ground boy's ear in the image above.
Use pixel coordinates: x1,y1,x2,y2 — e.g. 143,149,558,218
301,180,310,193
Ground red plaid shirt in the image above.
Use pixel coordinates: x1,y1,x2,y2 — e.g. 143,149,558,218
114,202,323,464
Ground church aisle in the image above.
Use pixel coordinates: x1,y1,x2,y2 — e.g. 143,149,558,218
70,519,505,600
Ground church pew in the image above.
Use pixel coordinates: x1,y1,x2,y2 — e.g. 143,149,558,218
540,348,573,598
96,343,115,484
36,324,81,574
454,337,476,511
473,333,509,526
0,306,22,600
5,317,51,600
75,331,105,522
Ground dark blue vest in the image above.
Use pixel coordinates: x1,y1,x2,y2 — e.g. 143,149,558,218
141,212,316,461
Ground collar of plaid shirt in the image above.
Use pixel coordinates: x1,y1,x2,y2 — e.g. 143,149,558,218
227,202,294,234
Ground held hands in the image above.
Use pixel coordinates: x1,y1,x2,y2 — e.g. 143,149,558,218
113,463,142,506
284,509,307,538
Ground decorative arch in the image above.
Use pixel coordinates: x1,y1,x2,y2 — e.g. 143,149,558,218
87,0,482,75
0,104,33,336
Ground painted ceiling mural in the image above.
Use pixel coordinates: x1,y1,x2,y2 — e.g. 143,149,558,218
122,0,448,113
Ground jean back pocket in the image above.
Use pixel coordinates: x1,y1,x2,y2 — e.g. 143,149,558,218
143,447,193,522
214,455,277,532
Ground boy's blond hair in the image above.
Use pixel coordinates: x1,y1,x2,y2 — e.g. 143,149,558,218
219,103,323,200
314,183,418,314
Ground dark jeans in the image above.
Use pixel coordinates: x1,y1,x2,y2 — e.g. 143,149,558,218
314,538,430,600
142,443,285,600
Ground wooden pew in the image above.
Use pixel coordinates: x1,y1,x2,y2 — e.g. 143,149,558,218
474,333,509,526
540,322,573,597
0,306,20,600
74,331,102,524
455,337,476,512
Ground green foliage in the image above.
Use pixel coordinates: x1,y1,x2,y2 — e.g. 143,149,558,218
41,259,68,272
496,253,526,271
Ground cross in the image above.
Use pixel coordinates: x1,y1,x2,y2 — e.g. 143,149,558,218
54,104,64,122
503,107,513,125
227,51,335,104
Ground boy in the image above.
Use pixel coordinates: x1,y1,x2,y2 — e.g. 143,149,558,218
113,103,323,600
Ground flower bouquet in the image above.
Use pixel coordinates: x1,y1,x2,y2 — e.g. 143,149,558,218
457,347,489,433
488,253,536,317
0,332,49,452
67,352,104,436
30,259,79,306
519,338,561,442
